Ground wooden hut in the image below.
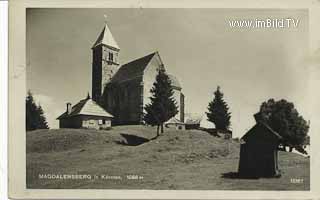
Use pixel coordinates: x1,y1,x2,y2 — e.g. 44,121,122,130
238,121,282,178
57,95,113,130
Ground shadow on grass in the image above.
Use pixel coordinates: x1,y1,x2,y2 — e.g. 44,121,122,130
116,133,161,146
116,133,150,146
199,128,221,137
221,172,259,179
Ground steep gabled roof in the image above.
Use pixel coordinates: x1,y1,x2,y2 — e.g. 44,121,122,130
111,52,182,90
241,122,282,142
111,52,157,83
92,23,119,50
57,97,113,119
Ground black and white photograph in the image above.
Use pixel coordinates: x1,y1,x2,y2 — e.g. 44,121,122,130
24,8,313,191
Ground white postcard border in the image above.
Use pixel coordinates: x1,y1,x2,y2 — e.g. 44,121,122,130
9,0,320,199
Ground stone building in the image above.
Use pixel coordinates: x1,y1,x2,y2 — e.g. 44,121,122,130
91,22,185,125
57,95,114,130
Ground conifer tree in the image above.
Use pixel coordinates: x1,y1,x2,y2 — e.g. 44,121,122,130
144,68,178,136
26,91,49,131
206,86,231,131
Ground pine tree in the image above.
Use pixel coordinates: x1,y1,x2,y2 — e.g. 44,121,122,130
26,91,49,131
26,91,38,131
144,68,178,136
36,104,49,129
206,86,231,131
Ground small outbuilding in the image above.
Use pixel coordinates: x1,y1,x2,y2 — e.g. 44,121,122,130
184,116,201,130
165,117,185,130
57,95,113,130
238,119,282,178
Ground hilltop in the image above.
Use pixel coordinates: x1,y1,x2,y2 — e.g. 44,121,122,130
26,126,309,190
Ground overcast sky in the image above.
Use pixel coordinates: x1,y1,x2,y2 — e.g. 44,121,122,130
27,8,309,137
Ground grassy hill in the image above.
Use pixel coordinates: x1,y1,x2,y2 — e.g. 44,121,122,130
26,126,309,190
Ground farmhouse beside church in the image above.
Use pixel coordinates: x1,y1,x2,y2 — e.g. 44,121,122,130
91,21,185,125
57,19,184,129
57,95,114,130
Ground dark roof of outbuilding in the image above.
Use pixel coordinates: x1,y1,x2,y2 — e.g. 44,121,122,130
242,122,282,142
57,97,113,119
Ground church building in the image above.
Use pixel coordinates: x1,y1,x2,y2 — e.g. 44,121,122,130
91,22,185,125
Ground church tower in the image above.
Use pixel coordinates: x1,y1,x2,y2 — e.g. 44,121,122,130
91,21,120,102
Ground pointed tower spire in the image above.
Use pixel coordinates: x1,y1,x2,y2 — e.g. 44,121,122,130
91,15,121,102
92,17,119,50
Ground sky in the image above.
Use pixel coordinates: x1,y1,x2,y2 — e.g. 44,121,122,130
26,8,310,138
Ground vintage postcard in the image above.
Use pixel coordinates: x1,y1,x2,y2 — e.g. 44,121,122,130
8,0,320,199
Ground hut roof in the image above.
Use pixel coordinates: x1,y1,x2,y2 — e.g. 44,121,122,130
241,122,282,142
57,97,113,119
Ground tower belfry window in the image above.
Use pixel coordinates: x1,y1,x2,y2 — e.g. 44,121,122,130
109,52,113,62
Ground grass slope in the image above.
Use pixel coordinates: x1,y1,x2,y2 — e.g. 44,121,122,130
26,126,309,190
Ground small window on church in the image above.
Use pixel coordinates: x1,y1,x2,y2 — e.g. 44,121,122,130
109,52,113,62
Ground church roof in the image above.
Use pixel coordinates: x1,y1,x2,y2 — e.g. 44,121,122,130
111,52,182,89
92,23,119,49
111,52,156,83
57,97,113,119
